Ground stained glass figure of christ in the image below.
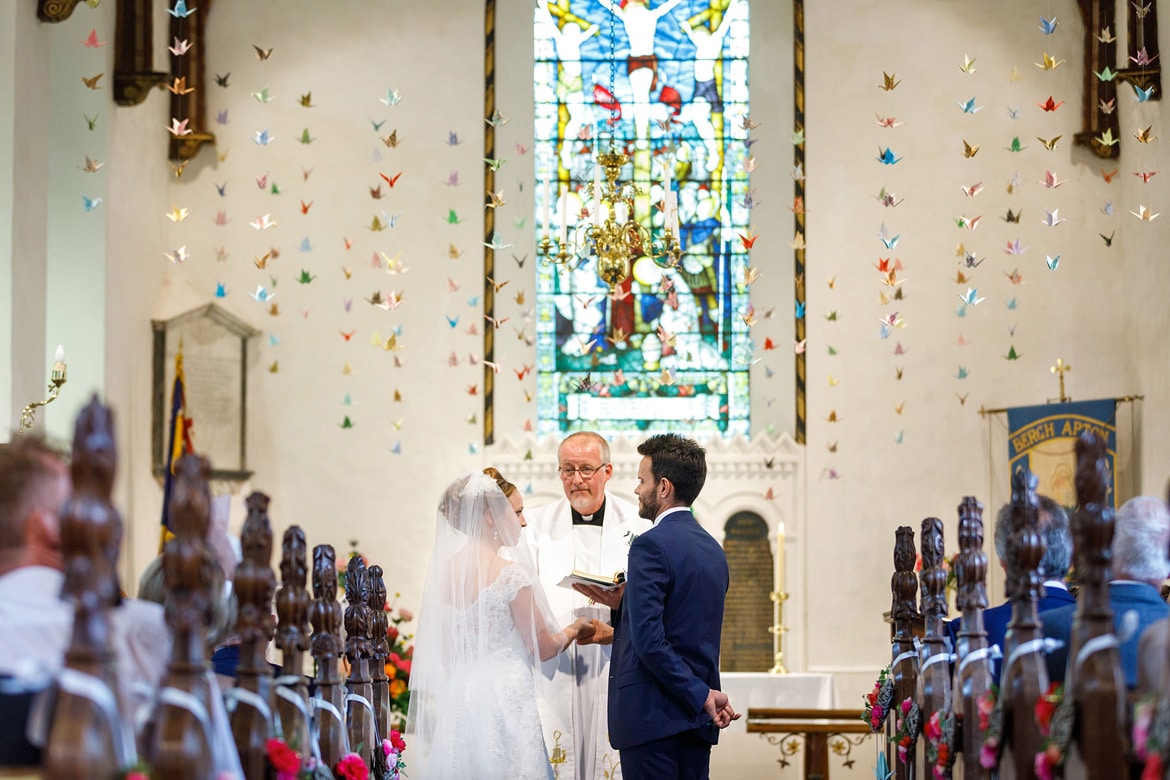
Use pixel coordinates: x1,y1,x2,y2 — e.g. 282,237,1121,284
534,0,752,435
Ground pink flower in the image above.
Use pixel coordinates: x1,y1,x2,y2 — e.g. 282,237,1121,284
979,739,999,770
1034,749,1055,780
336,753,368,780
397,608,414,621
924,711,941,741
389,729,407,752
1134,699,1154,758
900,697,913,715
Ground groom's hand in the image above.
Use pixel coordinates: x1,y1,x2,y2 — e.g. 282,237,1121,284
575,619,614,646
572,582,625,611
703,689,740,729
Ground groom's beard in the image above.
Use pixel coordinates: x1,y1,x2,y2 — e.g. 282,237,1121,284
637,493,660,521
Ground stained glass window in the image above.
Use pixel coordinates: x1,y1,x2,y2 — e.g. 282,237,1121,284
534,0,751,436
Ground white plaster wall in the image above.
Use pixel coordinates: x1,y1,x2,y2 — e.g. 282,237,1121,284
4,2,1170,776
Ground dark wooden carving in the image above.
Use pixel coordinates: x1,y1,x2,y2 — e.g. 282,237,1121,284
310,544,347,768
999,467,1049,778
37,0,82,22
145,454,218,779
369,564,393,742
168,0,215,161
889,526,919,779
1075,0,1122,158
43,398,130,779
230,491,277,780
113,0,168,106
344,555,377,769
1066,432,1126,773
951,497,993,780
918,517,951,772
275,526,312,763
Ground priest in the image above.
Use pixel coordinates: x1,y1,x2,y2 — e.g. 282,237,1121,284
525,431,651,780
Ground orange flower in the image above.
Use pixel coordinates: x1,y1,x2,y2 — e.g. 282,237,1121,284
390,678,406,697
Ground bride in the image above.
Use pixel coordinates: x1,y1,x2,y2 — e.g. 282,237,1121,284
407,471,594,779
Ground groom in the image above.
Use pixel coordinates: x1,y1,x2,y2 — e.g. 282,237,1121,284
583,433,738,779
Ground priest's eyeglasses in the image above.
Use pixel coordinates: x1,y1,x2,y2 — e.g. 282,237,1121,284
558,464,606,480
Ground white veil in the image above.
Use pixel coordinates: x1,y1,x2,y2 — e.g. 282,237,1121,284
406,472,562,778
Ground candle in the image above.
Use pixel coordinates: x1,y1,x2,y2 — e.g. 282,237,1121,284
542,180,552,238
667,191,679,235
776,521,785,593
54,344,65,363
663,157,672,199
614,201,628,225
559,194,568,244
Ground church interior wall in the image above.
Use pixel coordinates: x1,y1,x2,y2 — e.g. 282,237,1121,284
3,3,1169,773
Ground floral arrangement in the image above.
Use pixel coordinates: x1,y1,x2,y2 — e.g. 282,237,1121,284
977,686,1003,770
923,709,956,779
861,665,894,732
1133,694,1170,780
265,729,409,780
1032,682,1066,780
891,696,920,764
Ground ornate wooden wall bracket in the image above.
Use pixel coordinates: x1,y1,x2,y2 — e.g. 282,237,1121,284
168,0,215,160
114,0,168,106
37,0,82,23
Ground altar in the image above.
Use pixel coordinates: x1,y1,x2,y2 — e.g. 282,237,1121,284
710,672,855,778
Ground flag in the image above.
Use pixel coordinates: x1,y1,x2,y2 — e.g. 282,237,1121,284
159,347,195,549
1006,398,1117,509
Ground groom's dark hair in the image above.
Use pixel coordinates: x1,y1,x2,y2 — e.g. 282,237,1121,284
637,434,706,506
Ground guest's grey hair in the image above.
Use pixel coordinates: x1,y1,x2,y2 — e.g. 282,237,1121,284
1113,496,1170,583
992,495,1072,579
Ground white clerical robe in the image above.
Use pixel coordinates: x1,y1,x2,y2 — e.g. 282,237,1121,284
525,493,651,780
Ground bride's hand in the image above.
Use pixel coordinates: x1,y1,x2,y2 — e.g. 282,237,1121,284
567,616,595,645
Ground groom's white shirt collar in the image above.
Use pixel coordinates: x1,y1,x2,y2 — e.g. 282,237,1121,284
652,506,691,528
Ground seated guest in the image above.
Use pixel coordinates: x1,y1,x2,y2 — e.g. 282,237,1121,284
1042,495,1170,689
0,436,170,763
946,496,1074,682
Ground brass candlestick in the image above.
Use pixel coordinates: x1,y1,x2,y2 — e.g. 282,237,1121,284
769,590,789,674
19,347,68,433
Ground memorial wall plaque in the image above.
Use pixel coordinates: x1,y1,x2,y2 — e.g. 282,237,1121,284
720,512,776,671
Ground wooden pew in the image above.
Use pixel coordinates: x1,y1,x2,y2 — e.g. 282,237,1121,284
42,399,134,779
310,543,348,769
143,455,223,779
889,525,921,777
917,517,952,779
344,555,378,771
996,467,1052,778
1060,432,1127,776
274,527,313,764
228,491,277,780
951,496,994,780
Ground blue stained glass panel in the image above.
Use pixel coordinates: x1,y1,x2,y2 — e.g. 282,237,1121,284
534,0,751,436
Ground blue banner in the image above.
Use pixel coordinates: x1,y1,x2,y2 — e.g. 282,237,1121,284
1006,399,1117,509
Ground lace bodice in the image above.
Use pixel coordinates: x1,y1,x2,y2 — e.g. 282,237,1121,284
468,563,537,657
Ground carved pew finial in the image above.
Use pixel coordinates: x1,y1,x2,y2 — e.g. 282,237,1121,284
368,564,393,741
230,491,277,780
952,497,993,780
999,466,1049,777
44,397,133,779
1065,431,1125,773
889,526,920,779
145,454,219,779
275,526,312,762
310,544,347,768
344,555,377,769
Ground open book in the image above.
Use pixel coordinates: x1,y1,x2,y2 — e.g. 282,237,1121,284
557,569,624,591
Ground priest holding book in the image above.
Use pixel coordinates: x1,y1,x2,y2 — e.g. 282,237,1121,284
525,431,651,780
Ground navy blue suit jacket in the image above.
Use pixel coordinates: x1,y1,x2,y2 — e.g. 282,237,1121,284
608,510,729,751
945,585,1076,684
1041,581,1170,688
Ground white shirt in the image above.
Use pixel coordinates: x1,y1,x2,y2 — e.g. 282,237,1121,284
652,506,692,528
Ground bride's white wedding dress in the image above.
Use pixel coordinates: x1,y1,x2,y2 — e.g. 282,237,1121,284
416,563,555,780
